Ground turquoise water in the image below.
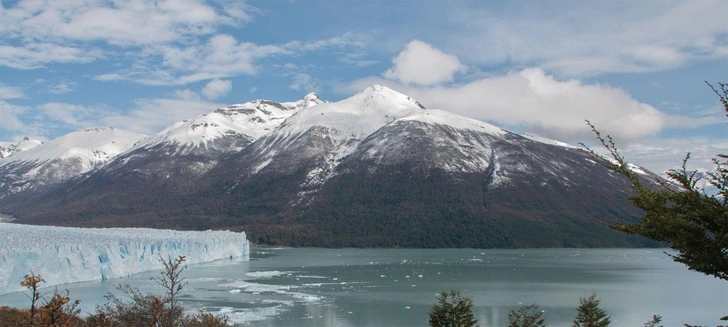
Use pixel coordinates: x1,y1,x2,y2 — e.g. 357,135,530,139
1,248,725,326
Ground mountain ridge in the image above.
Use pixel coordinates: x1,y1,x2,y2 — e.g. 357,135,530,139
0,137,43,159
0,86,659,248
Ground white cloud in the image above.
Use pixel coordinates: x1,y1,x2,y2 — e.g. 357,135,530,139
100,97,222,135
90,35,286,86
384,40,465,85
162,34,284,76
0,0,267,81
339,52,378,67
93,74,126,82
202,79,232,99
173,89,202,101
249,87,258,93
0,0,371,85
444,0,727,76
0,42,100,69
282,32,367,52
289,73,319,93
0,0,244,47
0,101,27,132
91,33,364,86
342,68,709,142
1,89,219,139
619,137,728,175
0,85,24,100
47,83,75,95
37,103,105,127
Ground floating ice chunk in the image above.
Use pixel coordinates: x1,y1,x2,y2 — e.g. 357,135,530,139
245,271,296,278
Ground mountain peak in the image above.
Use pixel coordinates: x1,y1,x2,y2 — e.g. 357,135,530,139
365,84,393,93
356,85,426,110
0,137,43,159
136,94,323,152
358,84,403,98
82,126,116,133
303,92,320,102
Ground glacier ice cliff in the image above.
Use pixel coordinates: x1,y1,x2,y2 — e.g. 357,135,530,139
0,224,249,295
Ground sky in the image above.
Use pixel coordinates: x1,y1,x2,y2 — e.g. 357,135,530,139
0,0,726,174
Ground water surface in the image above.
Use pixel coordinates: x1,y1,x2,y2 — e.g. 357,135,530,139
1,248,725,326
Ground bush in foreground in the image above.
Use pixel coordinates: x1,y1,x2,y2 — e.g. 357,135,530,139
428,290,479,327
508,303,546,327
13,255,230,327
572,294,611,327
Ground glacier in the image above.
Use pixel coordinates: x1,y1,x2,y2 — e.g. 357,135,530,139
0,223,249,295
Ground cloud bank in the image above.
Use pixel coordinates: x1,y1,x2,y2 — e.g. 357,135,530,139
384,40,465,85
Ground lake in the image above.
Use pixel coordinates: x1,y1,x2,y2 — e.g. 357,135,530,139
1,248,726,326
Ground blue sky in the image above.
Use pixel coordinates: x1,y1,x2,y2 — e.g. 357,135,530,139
0,0,726,174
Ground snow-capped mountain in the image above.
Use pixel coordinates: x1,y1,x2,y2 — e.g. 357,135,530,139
133,92,323,155
81,93,324,193
224,85,515,205
0,86,660,248
0,127,146,196
0,137,43,159
245,85,504,174
522,132,576,149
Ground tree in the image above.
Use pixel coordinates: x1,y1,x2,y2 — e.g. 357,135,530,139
508,303,546,327
90,255,229,327
18,273,82,327
428,290,479,327
572,294,610,327
581,81,728,282
153,255,188,308
20,273,43,324
644,315,663,327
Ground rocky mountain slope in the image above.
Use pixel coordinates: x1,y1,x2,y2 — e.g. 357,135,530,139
0,86,658,248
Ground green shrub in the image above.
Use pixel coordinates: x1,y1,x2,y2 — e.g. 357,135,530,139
428,290,478,327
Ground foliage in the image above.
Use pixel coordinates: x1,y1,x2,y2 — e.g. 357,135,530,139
18,273,83,327
571,294,611,327
13,256,229,327
21,273,43,323
91,284,184,326
184,311,231,327
581,81,728,282
153,255,188,308
428,290,479,327
90,255,229,327
644,315,663,327
508,303,546,327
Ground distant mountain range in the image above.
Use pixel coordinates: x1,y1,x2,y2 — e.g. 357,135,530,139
0,85,658,248
0,137,43,159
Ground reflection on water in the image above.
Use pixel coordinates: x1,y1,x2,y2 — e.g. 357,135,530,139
0,248,726,327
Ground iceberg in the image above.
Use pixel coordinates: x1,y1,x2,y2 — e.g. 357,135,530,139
0,224,249,295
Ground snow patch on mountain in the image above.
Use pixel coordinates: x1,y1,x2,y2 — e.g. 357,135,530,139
134,93,323,154
0,128,146,195
1,128,145,166
0,137,43,159
522,132,577,149
250,86,515,207
0,224,249,295
279,85,426,140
